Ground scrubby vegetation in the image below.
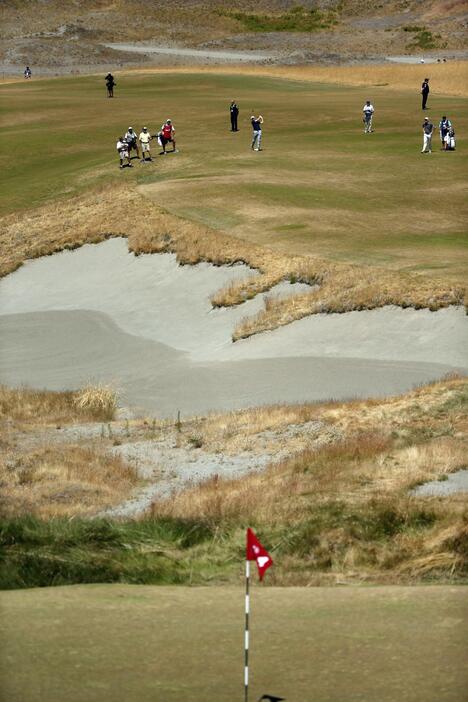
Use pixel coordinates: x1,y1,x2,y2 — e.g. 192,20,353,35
1,431,466,589
221,5,336,33
2,373,467,590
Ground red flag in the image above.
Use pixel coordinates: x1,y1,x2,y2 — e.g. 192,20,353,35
246,528,273,581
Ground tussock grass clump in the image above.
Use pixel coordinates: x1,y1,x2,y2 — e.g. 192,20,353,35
0,384,117,424
0,386,77,423
73,384,117,421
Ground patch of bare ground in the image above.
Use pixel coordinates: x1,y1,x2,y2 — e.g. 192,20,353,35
0,185,464,341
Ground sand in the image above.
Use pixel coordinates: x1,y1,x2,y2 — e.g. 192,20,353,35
0,238,466,416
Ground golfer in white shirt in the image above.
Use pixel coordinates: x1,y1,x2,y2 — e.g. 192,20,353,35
363,101,374,133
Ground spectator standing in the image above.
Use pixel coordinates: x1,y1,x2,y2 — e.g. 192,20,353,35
439,115,452,149
421,78,430,110
24,66,32,79
421,117,433,153
139,127,153,162
251,114,263,151
230,100,239,131
105,73,115,98
116,136,132,169
362,100,374,133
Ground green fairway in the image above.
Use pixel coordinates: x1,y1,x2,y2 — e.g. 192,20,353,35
0,71,467,284
1,584,466,702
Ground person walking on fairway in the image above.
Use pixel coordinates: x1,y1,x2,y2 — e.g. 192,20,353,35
139,127,153,162
439,115,452,149
230,100,239,131
124,127,140,160
421,78,430,109
421,117,434,153
105,73,115,98
116,136,132,169
362,100,374,133
159,119,177,153
251,114,263,151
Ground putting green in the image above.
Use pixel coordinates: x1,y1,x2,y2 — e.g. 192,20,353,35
0,71,466,284
1,584,466,701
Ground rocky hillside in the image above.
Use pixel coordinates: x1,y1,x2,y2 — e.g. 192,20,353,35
1,0,467,70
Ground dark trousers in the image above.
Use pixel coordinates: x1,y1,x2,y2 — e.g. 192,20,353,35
230,114,238,131
422,91,429,109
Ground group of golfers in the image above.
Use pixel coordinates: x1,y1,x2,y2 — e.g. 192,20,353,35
110,74,457,169
116,121,177,169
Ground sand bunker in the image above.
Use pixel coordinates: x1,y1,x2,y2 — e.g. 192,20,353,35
0,238,466,416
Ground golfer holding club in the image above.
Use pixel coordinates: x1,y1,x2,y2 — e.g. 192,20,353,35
251,113,263,151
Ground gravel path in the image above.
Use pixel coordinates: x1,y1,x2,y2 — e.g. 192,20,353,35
103,43,276,62
101,419,333,518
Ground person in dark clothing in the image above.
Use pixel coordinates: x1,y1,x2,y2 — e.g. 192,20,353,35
105,73,115,98
421,78,430,109
439,115,452,149
230,100,239,131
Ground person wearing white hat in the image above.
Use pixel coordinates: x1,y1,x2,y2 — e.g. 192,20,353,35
124,127,140,160
116,136,132,169
421,117,434,153
139,127,153,162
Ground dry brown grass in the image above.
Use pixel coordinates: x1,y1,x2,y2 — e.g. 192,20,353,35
151,434,468,583
128,61,468,98
0,385,117,424
1,184,464,341
73,384,117,421
0,444,137,519
148,375,467,583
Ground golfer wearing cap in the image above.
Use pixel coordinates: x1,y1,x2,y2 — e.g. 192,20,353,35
362,100,374,133
251,114,263,151
139,127,153,162
124,127,140,160
421,117,434,153
116,136,132,169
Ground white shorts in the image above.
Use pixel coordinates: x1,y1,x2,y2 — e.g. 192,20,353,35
119,148,129,158
141,142,151,152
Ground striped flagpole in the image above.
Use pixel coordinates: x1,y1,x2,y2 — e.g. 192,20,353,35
244,559,250,702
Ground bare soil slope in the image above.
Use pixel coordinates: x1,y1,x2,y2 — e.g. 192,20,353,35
1,0,467,71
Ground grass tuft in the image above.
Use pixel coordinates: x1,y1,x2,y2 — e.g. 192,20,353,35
73,384,117,421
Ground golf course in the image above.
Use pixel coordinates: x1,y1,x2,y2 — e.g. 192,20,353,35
1,41,467,702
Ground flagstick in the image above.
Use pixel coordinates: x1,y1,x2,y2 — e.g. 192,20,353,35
244,559,250,702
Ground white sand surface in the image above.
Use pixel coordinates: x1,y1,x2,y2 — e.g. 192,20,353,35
0,238,466,416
